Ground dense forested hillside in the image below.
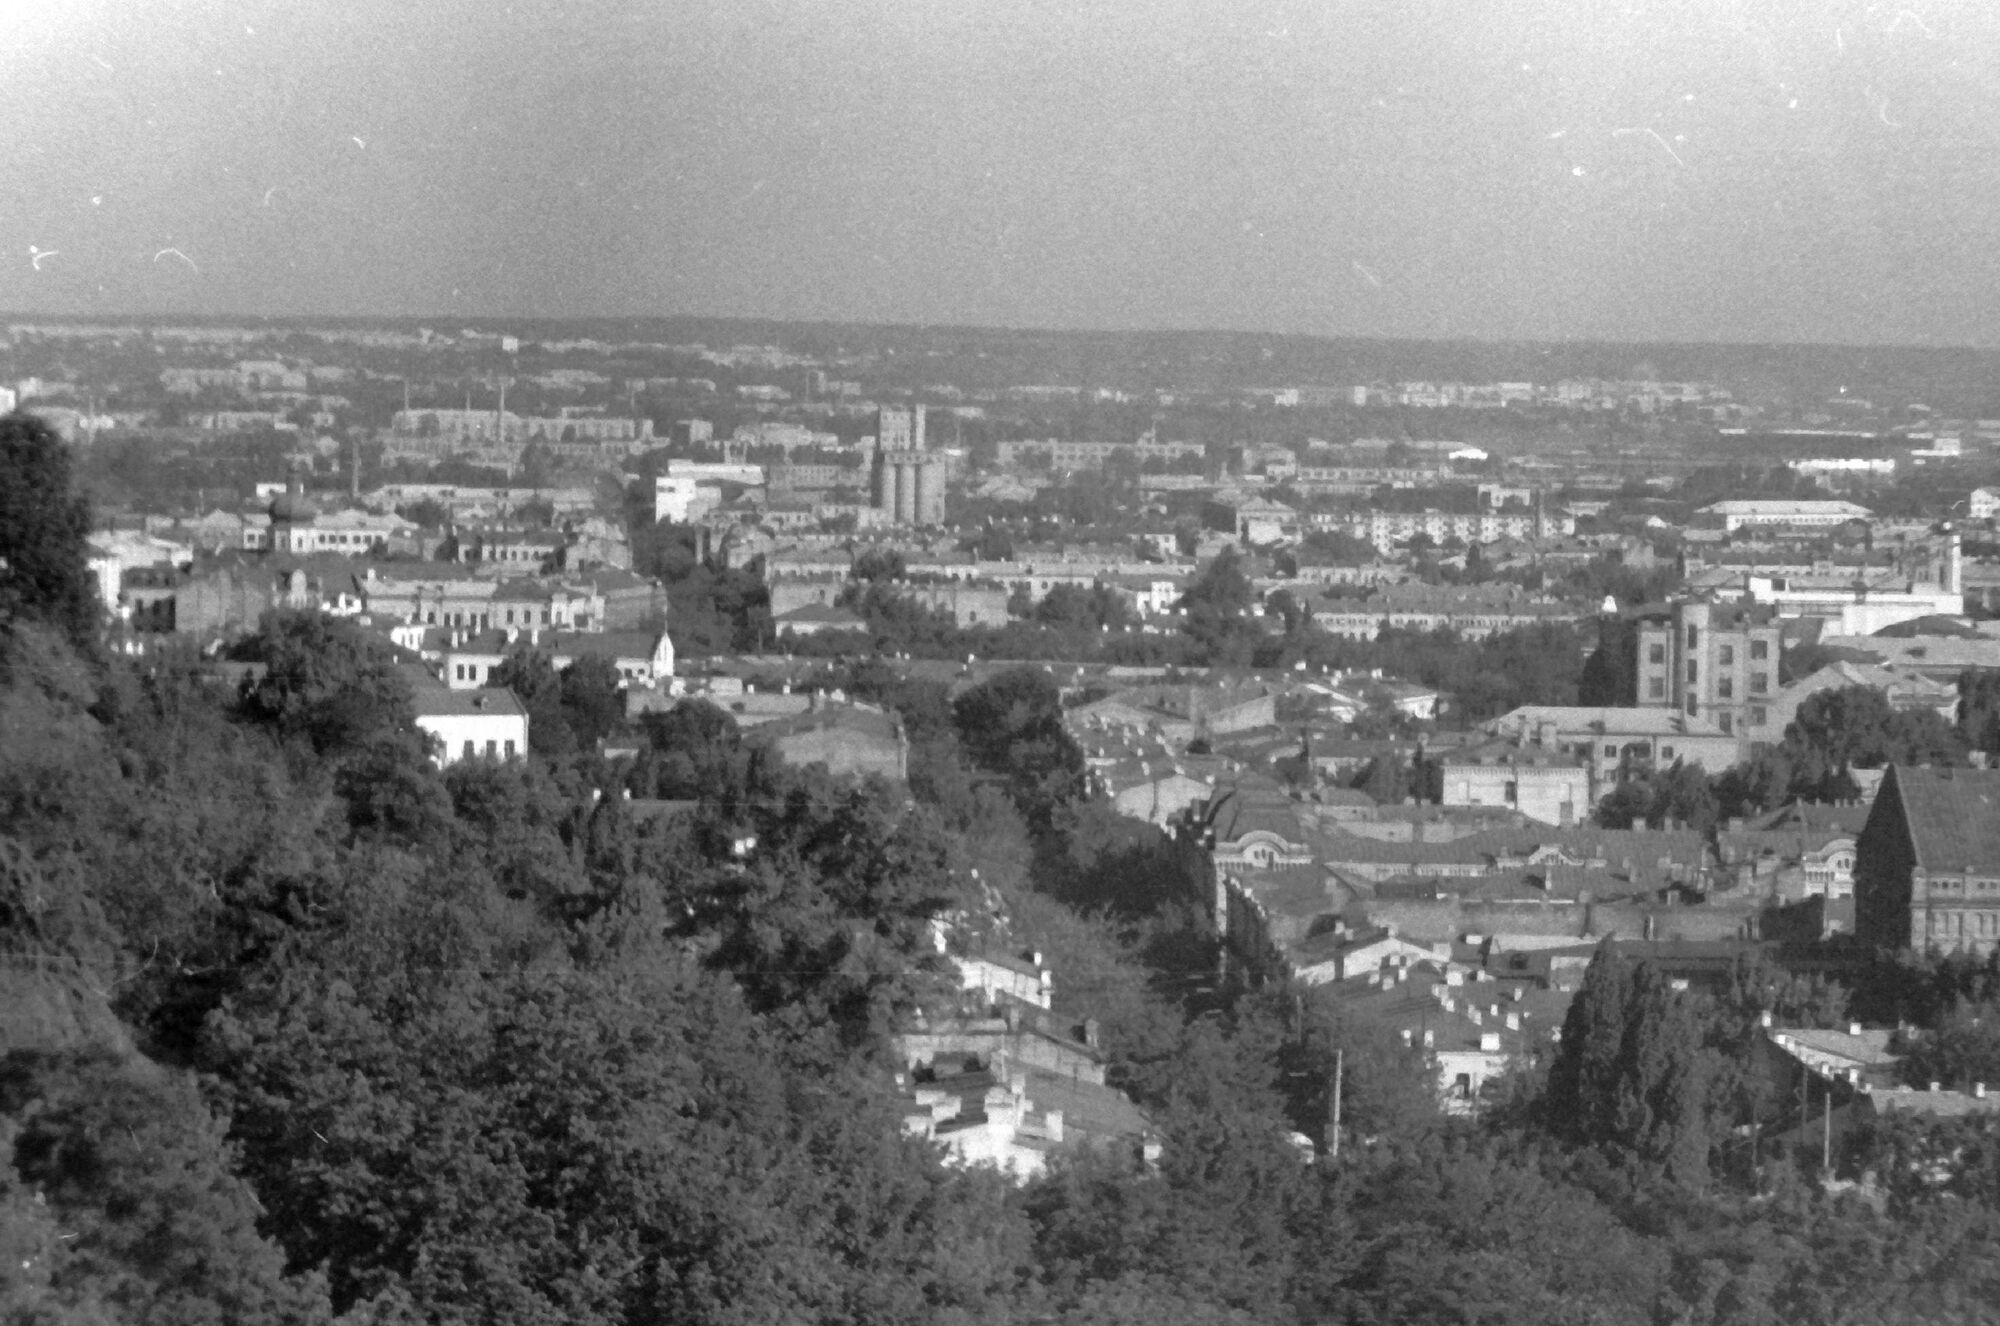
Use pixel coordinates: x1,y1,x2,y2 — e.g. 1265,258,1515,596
8,411,2000,1323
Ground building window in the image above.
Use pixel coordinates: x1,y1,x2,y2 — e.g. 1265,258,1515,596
1720,645,1734,666
1719,712,1733,734
486,740,498,757
1750,674,1769,695
1604,744,1618,757
1751,639,1769,660
1686,661,1699,683
1648,643,1666,665
1718,677,1734,699
463,740,474,759
1648,677,1666,699
504,740,516,757
1687,626,1699,648
1750,706,1767,726
1661,745,1676,759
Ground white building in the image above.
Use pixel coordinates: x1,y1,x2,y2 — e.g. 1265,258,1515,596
1744,532,1963,633
653,474,721,523
436,627,674,691
1699,499,1873,531
413,688,529,765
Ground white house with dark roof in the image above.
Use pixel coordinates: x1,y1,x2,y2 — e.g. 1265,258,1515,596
413,687,529,765
434,626,674,690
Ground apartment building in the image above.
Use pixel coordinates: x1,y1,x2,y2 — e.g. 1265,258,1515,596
1634,600,1783,737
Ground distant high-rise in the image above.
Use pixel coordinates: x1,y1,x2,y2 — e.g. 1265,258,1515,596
871,405,941,524
877,404,926,453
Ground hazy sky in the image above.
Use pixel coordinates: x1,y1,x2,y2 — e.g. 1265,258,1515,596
5,0,2000,344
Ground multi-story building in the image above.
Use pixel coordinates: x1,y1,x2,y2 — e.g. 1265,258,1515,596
1436,741,1591,826
1856,765,2000,957
1634,600,1783,737
992,437,1207,470
1484,705,1745,784
873,452,948,525
1697,499,1873,531
1322,506,1570,555
389,407,653,446
877,404,926,453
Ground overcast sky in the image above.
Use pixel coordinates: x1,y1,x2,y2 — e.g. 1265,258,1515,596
4,0,2000,345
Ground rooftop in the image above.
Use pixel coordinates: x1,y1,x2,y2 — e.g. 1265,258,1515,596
1886,765,2000,876
411,687,528,719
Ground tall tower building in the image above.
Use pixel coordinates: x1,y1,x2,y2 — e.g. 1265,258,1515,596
877,405,926,453
871,405,941,524
1634,600,1783,738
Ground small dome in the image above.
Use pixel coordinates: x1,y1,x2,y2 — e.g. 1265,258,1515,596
269,482,319,524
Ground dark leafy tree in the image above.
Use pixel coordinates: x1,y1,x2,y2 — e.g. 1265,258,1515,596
233,610,417,760
1960,668,2000,757
0,412,99,649
953,666,1085,832
1179,548,1258,664
490,648,576,755
1544,943,1712,1186
0,1048,330,1324
558,653,626,749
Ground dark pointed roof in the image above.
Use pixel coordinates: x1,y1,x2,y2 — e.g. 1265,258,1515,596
1886,766,2000,875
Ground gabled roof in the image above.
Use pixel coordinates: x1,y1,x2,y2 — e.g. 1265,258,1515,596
1886,766,2000,876
411,687,528,719
1749,800,1871,836
775,602,866,626
1200,779,1306,844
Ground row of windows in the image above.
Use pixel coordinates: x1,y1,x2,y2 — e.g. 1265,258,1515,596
1928,909,2000,936
1928,877,2000,894
1647,637,1772,665
460,739,518,759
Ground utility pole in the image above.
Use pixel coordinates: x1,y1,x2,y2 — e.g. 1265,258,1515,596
1822,1079,1832,1174
1330,1047,1344,1161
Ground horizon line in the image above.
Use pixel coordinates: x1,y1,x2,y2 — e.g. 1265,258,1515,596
1,310,1996,357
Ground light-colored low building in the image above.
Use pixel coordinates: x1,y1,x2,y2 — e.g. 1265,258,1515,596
1699,499,1873,531
1437,741,1591,826
434,626,674,690
413,687,529,765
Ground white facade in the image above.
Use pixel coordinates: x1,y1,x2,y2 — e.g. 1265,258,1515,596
1701,499,1873,531
413,689,530,765
653,474,721,523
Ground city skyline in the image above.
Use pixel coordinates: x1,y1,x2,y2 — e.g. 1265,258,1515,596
7,0,2000,346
